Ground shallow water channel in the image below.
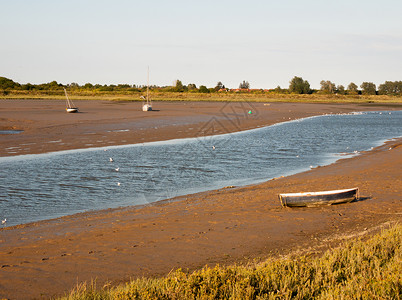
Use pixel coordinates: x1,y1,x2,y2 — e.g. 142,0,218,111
0,111,401,226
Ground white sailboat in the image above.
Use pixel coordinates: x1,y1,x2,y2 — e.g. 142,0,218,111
141,67,152,111
63,88,78,113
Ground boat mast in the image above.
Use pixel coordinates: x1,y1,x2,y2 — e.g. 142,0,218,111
63,87,76,109
146,66,150,104
63,87,70,108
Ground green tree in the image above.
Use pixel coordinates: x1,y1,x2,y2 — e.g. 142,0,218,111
173,80,184,92
347,82,359,95
47,80,61,89
84,83,94,89
239,80,250,89
378,81,402,95
199,85,209,93
360,82,376,95
273,85,287,93
215,81,225,91
21,83,34,90
69,82,80,88
320,80,336,94
187,83,197,91
336,85,346,95
289,76,310,94
0,77,20,89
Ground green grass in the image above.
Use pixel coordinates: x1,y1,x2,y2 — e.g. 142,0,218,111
60,224,401,299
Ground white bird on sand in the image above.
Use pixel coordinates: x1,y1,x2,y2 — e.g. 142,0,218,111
115,167,120,172
1,218,6,225
109,157,114,162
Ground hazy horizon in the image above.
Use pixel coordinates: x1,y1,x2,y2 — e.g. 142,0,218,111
1,0,402,89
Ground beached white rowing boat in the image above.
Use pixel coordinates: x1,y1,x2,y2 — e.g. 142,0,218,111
279,187,359,207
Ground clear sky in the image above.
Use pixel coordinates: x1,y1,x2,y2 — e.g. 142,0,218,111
1,0,402,89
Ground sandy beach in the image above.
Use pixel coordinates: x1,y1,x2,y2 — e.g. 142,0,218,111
0,100,401,299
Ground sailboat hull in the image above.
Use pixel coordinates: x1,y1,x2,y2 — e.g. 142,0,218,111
66,108,78,113
142,104,152,111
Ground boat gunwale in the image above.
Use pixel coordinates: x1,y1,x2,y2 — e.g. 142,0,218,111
278,187,359,207
279,187,359,197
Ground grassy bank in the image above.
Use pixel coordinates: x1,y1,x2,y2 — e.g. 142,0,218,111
2,90,402,103
61,224,401,299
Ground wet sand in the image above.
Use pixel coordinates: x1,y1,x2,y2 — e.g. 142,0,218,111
0,100,401,299
1,99,398,157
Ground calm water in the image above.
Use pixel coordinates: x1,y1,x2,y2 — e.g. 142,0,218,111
1,111,401,227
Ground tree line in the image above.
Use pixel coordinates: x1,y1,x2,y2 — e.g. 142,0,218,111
1,76,402,96
288,76,402,96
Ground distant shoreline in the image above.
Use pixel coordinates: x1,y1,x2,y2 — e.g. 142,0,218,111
2,91,402,103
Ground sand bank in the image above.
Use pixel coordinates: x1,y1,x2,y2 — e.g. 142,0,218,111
0,100,401,299
1,99,399,157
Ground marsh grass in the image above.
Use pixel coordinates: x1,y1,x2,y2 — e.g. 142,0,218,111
2,90,402,103
60,224,401,299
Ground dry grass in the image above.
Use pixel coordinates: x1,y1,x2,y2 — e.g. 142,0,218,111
60,224,401,299
2,90,402,103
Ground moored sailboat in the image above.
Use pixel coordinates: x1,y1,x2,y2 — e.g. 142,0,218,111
141,67,152,111
64,88,78,113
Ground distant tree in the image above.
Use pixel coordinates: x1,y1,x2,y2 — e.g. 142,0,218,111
273,85,287,93
378,81,402,96
347,82,359,95
173,79,184,92
187,83,197,91
0,77,20,89
289,76,311,94
199,85,209,93
320,80,336,94
336,85,346,95
360,82,376,95
239,80,250,89
21,83,35,90
47,80,61,89
117,84,131,89
84,83,94,89
215,81,225,91
69,82,80,88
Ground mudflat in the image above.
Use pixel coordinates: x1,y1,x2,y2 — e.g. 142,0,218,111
0,99,401,299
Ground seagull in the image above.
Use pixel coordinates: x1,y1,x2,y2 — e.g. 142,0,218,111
1,218,6,225
115,167,120,172
109,157,114,162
